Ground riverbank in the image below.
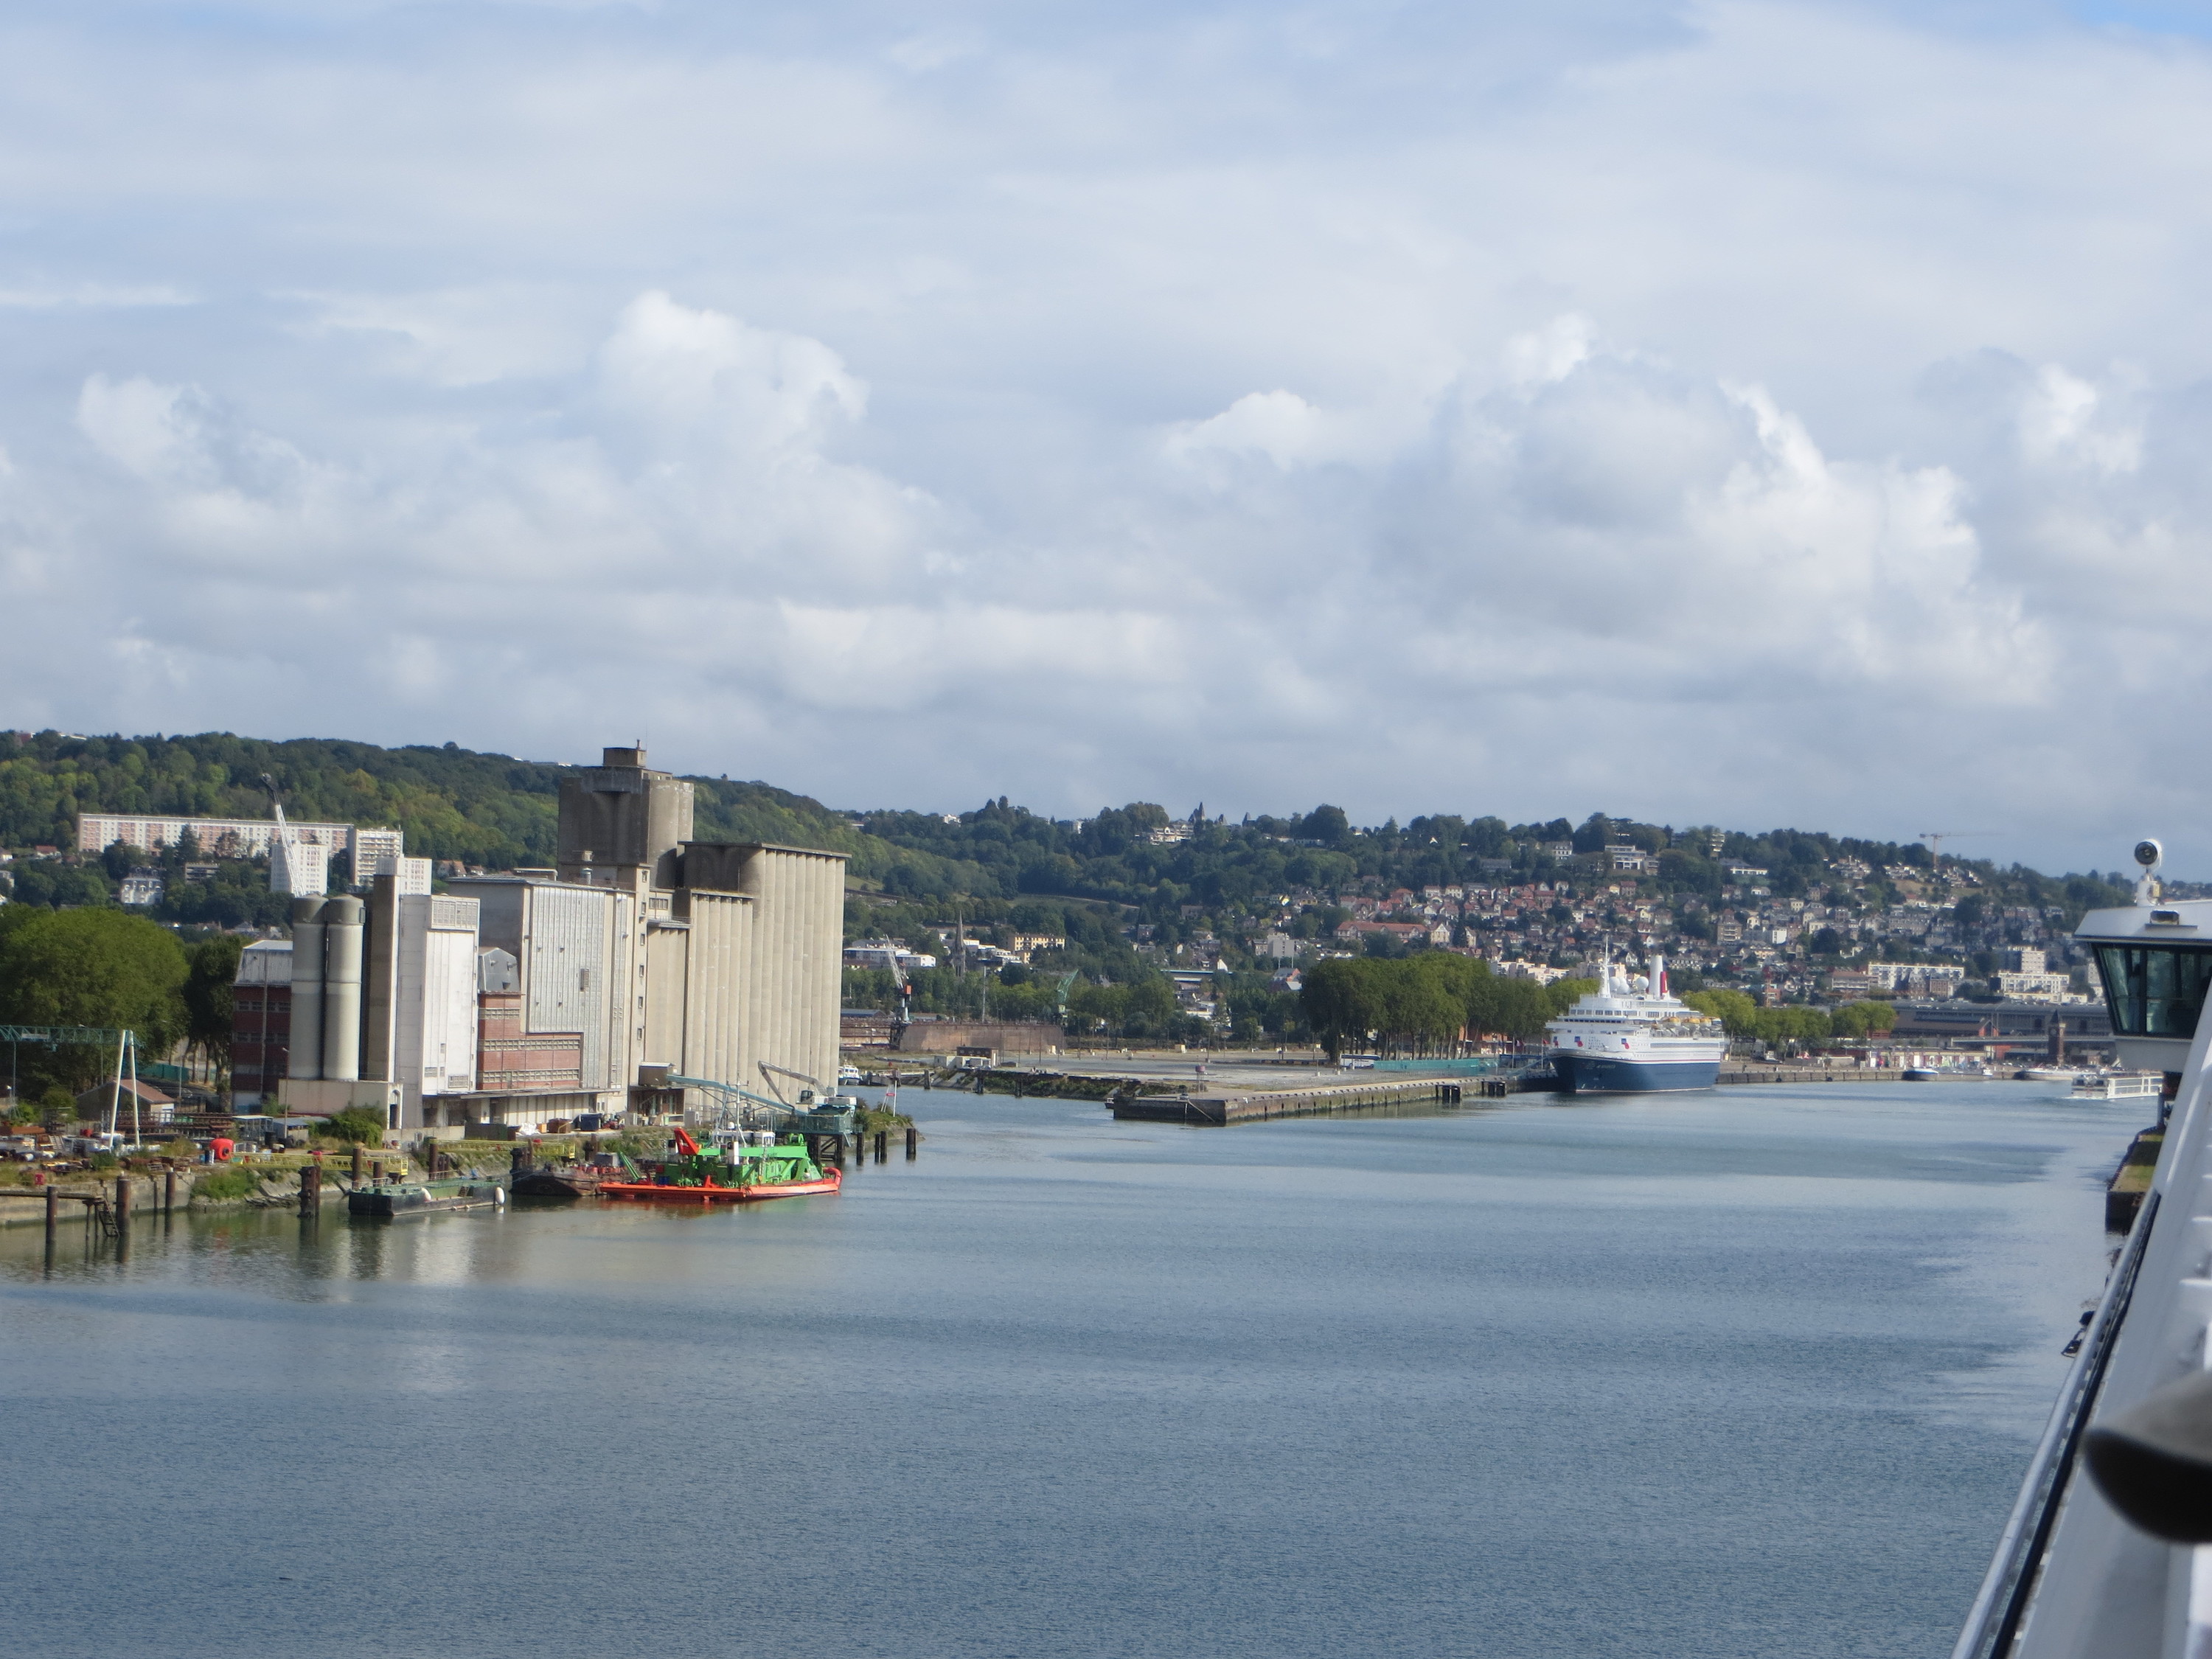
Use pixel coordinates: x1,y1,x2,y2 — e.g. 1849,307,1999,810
2106,1126,2163,1232
0,1142,518,1228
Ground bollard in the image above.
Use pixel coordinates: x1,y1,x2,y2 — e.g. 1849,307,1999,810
352,1144,365,1184
905,1124,917,1161
372,1160,383,1185
875,1130,887,1164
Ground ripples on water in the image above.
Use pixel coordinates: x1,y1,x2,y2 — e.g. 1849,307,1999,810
0,1082,2131,1658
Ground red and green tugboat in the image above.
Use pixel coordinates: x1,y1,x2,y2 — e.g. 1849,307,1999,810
599,1127,842,1205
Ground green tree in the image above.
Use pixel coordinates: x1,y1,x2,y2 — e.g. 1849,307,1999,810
1683,988,1759,1034
320,1106,385,1144
1466,973,1555,1041
1744,1006,1832,1048
1829,1001,1898,1038
184,933,243,1085
1300,959,1387,1058
1301,805,1352,846
39,1085,74,1132
1379,956,1470,1054
0,908,189,1093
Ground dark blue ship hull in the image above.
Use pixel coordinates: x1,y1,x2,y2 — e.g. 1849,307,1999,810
1548,1054,1721,1094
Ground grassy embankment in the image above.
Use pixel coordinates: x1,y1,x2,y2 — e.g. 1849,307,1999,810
2112,1130,2162,1199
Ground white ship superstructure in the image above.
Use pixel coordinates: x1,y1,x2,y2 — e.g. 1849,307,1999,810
1543,954,1728,1093
1959,840,2212,1658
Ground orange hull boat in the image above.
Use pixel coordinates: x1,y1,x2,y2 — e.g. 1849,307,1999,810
597,1168,844,1204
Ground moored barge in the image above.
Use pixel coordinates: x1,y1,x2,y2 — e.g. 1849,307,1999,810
348,1178,507,1220
598,1127,844,1205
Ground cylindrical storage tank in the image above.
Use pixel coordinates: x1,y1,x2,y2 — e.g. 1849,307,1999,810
321,894,365,1082
288,896,327,1080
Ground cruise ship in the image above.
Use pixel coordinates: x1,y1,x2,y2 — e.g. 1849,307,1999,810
1543,954,1728,1093
1958,840,2212,1658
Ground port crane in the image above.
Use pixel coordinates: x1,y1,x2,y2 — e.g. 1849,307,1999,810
666,1074,800,1131
883,951,914,1029
757,1060,835,1107
260,773,294,841
1919,830,1997,867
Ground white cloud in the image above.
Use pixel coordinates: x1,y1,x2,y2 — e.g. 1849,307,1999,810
1503,316,1597,390
2020,364,2142,477
77,375,206,483
7,2,2212,870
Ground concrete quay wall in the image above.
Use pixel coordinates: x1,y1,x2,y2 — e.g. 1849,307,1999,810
0,1167,355,1229
1719,1066,1915,1085
1112,1078,1460,1126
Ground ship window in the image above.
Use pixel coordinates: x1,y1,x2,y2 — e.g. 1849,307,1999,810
2093,943,2212,1038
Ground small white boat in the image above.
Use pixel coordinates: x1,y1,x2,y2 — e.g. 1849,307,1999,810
2068,1071,2165,1101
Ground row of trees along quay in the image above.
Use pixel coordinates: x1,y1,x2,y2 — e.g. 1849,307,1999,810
0,729,2130,1070
1291,957,1899,1060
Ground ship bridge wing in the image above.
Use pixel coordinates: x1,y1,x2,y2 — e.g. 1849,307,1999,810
1963,894,2212,1656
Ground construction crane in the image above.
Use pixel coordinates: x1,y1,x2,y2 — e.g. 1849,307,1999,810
884,951,914,1028
0,1025,142,1142
757,1060,832,1107
1920,830,1997,866
667,1074,795,1130
260,773,289,835
261,772,308,894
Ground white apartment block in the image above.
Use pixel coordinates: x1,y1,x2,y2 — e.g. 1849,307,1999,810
77,813,408,885
80,812,352,859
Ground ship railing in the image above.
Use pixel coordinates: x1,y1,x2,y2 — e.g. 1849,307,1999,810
1950,1186,2161,1659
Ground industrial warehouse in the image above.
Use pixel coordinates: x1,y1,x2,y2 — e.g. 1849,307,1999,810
231,745,844,1138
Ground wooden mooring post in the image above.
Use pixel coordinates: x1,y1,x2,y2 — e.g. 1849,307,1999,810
299,1164,321,1218
114,1174,130,1229
875,1130,888,1164
164,1166,177,1214
44,1186,58,1249
905,1124,917,1160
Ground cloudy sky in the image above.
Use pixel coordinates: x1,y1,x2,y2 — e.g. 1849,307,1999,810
2,1,2208,872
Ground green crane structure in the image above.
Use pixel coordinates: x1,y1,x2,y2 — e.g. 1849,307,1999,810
0,1025,144,1140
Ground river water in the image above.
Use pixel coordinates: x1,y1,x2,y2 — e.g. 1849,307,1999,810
0,1082,2135,1658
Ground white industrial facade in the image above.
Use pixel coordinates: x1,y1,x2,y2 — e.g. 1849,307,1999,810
363,885,483,1128
453,746,846,1125
265,745,844,1138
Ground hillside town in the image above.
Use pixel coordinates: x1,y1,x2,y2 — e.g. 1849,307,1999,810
0,734,2148,1098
